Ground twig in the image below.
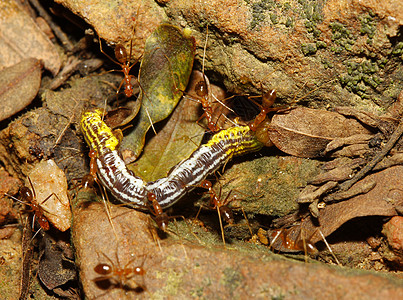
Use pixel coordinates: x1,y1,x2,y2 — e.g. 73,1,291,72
29,0,74,52
339,118,403,191
52,100,79,148
48,56,81,90
19,216,34,300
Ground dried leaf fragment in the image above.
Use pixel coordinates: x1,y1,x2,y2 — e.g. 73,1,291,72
309,165,354,185
38,234,76,291
0,58,42,121
0,0,61,74
296,181,338,204
268,107,373,157
27,159,71,232
324,134,374,154
300,166,402,244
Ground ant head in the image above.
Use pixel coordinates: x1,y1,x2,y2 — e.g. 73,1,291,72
81,174,95,189
155,213,169,232
195,80,208,98
200,180,212,189
37,215,50,231
94,263,112,275
249,122,257,131
114,44,128,64
219,206,234,224
89,149,97,159
124,84,134,98
20,186,33,202
262,89,276,108
147,192,157,202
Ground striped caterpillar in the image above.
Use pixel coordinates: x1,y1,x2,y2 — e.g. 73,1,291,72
80,109,263,209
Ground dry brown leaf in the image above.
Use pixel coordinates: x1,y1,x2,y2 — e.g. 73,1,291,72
27,159,71,232
309,166,354,185
268,107,373,157
300,166,402,244
0,58,42,121
38,234,76,292
324,180,377,202
324,134,374,154
334,106,398,135
0,0,61,75
296,181,338,204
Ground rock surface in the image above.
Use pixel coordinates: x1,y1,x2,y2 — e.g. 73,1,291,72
71,193,403,299
57,0,403,110
382,216,403,267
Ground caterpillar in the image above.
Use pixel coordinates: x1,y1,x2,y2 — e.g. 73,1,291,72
80,109,147,207
80,109,263,209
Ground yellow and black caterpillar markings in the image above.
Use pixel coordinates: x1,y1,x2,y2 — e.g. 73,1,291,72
80,109,263,209
80,109,120,155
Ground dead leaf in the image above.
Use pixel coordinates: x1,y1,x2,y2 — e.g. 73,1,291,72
27,159,71,232
374,152,403,171
38,233,76,291
324,180,377,202
328,143,371,157
268,107,373,157
104,107,134,129
300,166,401,244
309,166,355,185
0,58,42,121
334,106,398,135
0,1,61,75
296,181,338,204
324,134,374,154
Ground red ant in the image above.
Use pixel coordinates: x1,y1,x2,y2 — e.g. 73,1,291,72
248,89,277,131
185,26,235,133
268,226,318,255
98,11,141,100
193,75,221,132
194,26,219,132
268,225,342,264
248,78,335,134
6,177,60,231
192,75,235,133
93,251,146,292
147,192,170,232
146,192,200,245
71,149,118,237
198,179,252,245
72,149,98,191
267,220,344,265
247,87,292,147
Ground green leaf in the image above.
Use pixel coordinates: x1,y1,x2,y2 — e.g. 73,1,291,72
129,96,204,182
121,24,195,159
